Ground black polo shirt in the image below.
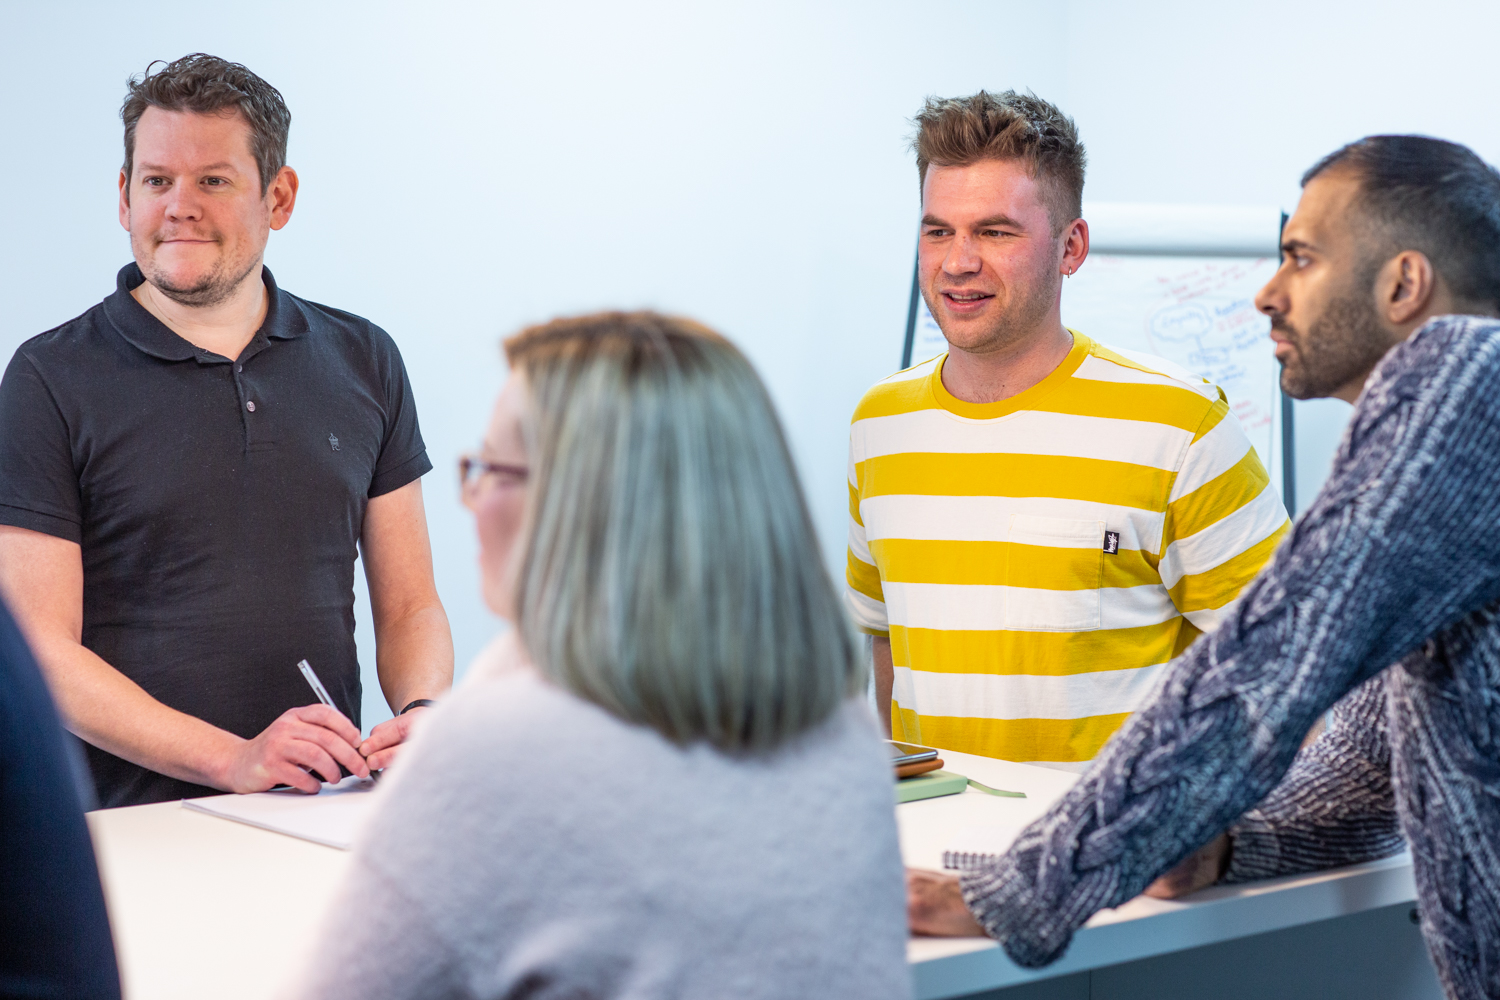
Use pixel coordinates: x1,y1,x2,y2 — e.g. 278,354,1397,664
0,263,432,807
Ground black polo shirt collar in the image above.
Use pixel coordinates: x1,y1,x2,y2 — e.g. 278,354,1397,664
102,262,309,365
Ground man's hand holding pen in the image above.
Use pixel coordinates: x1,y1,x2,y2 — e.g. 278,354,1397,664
217,704,370,794
283,658,437,785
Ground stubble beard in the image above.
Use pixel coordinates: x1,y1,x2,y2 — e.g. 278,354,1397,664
1276,285,1393,400
138,233,261,309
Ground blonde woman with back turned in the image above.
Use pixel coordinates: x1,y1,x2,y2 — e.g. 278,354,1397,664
290,312,911,1000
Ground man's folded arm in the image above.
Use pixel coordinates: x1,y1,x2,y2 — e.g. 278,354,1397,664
957,320,1500,968
1224,672,1404,882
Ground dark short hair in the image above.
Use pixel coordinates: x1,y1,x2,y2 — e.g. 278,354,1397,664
1303,136,1500,311
911,90,1086,234
121,53,291,195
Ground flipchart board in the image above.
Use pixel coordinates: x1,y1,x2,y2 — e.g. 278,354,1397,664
901,203,1292,510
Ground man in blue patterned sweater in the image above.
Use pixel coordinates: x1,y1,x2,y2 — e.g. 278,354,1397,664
908,135,1500,1000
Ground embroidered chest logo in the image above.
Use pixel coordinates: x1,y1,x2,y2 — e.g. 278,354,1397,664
1103,530,1120,555
328,433,340,452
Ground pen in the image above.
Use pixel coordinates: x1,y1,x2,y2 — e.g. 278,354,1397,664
296,659,336,708
297,659,376,780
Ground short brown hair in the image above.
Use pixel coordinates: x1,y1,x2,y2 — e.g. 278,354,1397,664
502,311,864,752
912,90,1086,234
121,53,291,195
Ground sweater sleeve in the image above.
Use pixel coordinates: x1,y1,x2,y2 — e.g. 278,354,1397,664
959,316,1500,968
1224,672,1403,882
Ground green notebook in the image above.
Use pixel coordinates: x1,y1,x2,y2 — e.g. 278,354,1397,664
895,769,968,804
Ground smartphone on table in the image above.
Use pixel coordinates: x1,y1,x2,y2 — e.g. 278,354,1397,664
888,740,939,768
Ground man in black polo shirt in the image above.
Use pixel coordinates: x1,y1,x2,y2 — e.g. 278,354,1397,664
0,54,454,807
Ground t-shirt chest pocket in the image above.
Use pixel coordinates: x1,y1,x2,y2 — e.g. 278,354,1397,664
1003,514,1105,632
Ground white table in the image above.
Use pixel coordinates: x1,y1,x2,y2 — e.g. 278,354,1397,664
898,749,1438,999
87,747,1441,1000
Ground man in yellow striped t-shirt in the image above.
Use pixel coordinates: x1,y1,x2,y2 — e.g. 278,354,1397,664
848,91,1289,769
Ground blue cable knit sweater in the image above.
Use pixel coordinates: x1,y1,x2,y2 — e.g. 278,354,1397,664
961,315,1500,1000
1221,671,1404,885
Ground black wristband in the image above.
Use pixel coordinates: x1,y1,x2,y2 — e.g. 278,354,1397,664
399,698,436,715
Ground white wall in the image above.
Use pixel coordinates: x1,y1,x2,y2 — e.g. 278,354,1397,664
3,0,1491,727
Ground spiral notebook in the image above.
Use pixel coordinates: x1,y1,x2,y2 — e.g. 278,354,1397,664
941,823,1028,871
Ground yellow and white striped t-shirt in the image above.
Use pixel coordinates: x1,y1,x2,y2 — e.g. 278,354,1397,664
845,333,1289,769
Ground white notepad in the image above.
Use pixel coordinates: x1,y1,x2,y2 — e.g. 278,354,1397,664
181,774,379,849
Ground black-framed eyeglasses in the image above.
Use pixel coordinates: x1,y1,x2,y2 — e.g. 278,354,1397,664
458,454,529,491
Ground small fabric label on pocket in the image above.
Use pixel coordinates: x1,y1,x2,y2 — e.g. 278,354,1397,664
1004,515,1105,632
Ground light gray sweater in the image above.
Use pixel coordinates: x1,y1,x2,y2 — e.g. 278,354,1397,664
291,635,911,1000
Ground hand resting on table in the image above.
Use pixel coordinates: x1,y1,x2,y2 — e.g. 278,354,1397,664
906,831,1231,938
907,869,986,937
